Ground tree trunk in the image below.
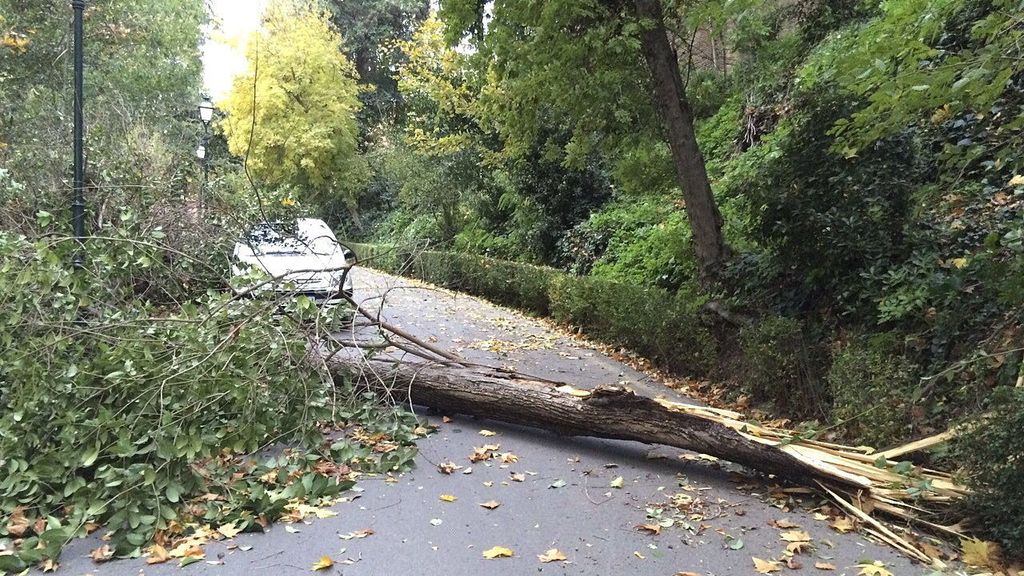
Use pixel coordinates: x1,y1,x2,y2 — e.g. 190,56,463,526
634,0,728,277
330,358,866,489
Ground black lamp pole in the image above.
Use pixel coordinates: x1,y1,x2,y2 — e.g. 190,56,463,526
71,0,86,253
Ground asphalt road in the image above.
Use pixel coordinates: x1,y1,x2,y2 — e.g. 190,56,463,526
54,269,929,576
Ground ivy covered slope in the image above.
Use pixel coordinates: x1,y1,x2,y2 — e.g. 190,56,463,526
345,0,1024,559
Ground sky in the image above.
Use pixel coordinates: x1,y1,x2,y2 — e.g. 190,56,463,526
201,0,270,101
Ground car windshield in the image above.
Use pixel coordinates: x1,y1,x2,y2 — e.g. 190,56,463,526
243,221,338,256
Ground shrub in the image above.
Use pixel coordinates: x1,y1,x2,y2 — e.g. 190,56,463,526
952,387,1024,561
827,335,918,449
548,276,715,376
739,316,826,417
412,251,559,316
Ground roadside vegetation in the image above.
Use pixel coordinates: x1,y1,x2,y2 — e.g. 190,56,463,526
2,0,1023,568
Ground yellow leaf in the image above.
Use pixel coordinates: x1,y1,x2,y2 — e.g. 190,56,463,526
537,548,568,563
311,555,334,571
950,257,968,269
786,541,812,555
479,500,501,509
961,537,1001,569
780,530,811,542
610,476,624,489
482,546,514,559
753,557,783,573
815,562,836,570
773,519,800,529
439,494,457,502
217,522,242,539
1008,174,1024,187
499,452,519,463
146,544,171,565
829,516,855,533
857,561,893,576
479,429,497,437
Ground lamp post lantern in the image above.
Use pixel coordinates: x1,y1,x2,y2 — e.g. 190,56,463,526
197,96,214,218
72,0,86,262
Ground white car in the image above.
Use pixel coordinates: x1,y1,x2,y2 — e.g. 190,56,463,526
231,218,356,304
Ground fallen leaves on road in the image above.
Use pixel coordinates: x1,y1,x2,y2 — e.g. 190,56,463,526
482,546,514,559
479,429,497,437
144,545,170,565
815,561,836,570
857,561,893,576
830,516,856,533
216,522,242,539
469,444,501,462
437,461,462,474
338,528,374,540
771,518,799,529
961,538,1003,571
549,479,567,489
439,494,458,502
636,523,661,535
780,530,811,543
90,545,114,563
311,556,335,571
479,500,501,509
537,548,568,563
752,557,783,573
610,476,624,488
499,452,519,463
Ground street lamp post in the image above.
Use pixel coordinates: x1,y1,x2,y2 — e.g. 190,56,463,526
197,96,214,218
71,0,86,262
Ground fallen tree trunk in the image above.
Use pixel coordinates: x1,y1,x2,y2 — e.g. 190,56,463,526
334,359,872,491
327,354,967,566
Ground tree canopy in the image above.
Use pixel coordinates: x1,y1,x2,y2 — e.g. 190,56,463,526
220,0,367,215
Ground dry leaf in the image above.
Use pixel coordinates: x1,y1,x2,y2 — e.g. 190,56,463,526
772,519,800,529
217,522,242,539
145,544,170,565
780,530,811,542
610,476,624,488
439,494,458,502
338,528,374,540
636,523,662,535
537,548,568,563
829,516,855,533
786,541,813,555
753,557,783,574
786,557,803,570
510,473,525,482
961,538,1002,570
311,555,335,571
1008,174,1024,187
90,545,114,563
442,416,452,423
857,561,893,576
479,430,497,437
40,559,59,572
6,507,30,537
437,461,462,474
479,500,501,510
815,562,836,570
482,546,514,559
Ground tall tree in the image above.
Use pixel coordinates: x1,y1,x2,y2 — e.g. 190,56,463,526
440,0,730,276
324,0,430,125
220,0,367,220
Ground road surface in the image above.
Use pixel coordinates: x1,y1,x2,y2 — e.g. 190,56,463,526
55,269,928,575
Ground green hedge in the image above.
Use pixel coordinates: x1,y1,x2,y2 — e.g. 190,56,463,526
347,242,715,377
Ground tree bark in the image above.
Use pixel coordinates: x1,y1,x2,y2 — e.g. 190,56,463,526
330,358,866,490
634,0,728,277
